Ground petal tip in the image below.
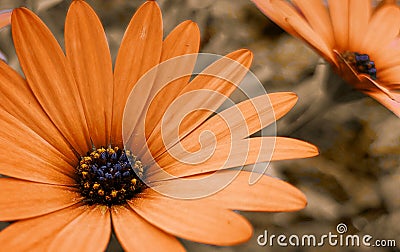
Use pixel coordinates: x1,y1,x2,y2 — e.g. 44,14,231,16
237,48,253,58
298,141,319,158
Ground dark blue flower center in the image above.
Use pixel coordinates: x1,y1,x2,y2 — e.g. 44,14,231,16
76,147,146,206
342,51,377,80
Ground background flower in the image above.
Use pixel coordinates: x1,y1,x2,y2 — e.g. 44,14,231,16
252,0,400,118
253,0,400,117
0,0,318,251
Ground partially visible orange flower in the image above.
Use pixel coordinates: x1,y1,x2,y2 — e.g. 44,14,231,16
0,1,318,251
252,0,400,116
0,9,11,29
0,9,11,62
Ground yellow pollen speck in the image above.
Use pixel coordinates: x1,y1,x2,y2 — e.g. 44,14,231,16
98,189,104,196
93,153,100,159
84,182,90,189
111,190,118,198
81,164,88,170
93,183,100,190
130,185,136,191
105,196,111,201
81,171,88,178
131,178,137,185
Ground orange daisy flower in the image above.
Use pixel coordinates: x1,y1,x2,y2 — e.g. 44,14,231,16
0,0,318,251
252,0,400,117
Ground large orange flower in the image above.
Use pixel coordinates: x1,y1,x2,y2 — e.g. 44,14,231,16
0,1,318,251
252,0,400,117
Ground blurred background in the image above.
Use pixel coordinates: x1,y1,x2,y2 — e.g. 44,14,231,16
0,0,399,251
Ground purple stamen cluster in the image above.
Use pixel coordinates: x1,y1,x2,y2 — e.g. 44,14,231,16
342,51,377,80
76,147,146,206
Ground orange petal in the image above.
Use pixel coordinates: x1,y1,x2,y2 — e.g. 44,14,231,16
125,21,200,154
271,137,319,160
0,9,11,29
148,137,318,181
0,178,82,221
292,0,334,48
112,205,185,252
0,60,76,165
129,190,253,246
144,20,200,141
48,205,111,252
65,0,113,147
175,92,298,154
111,1,162,146
153,170,307,212
348,0,371,51
0,110,76,185
11,8,90,155
328,0,349,51
360,5,400,52
0,205,86,251
141,49,253,162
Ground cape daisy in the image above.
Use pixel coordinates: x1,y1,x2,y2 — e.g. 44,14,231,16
252,0,400,117
0,0,318,251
